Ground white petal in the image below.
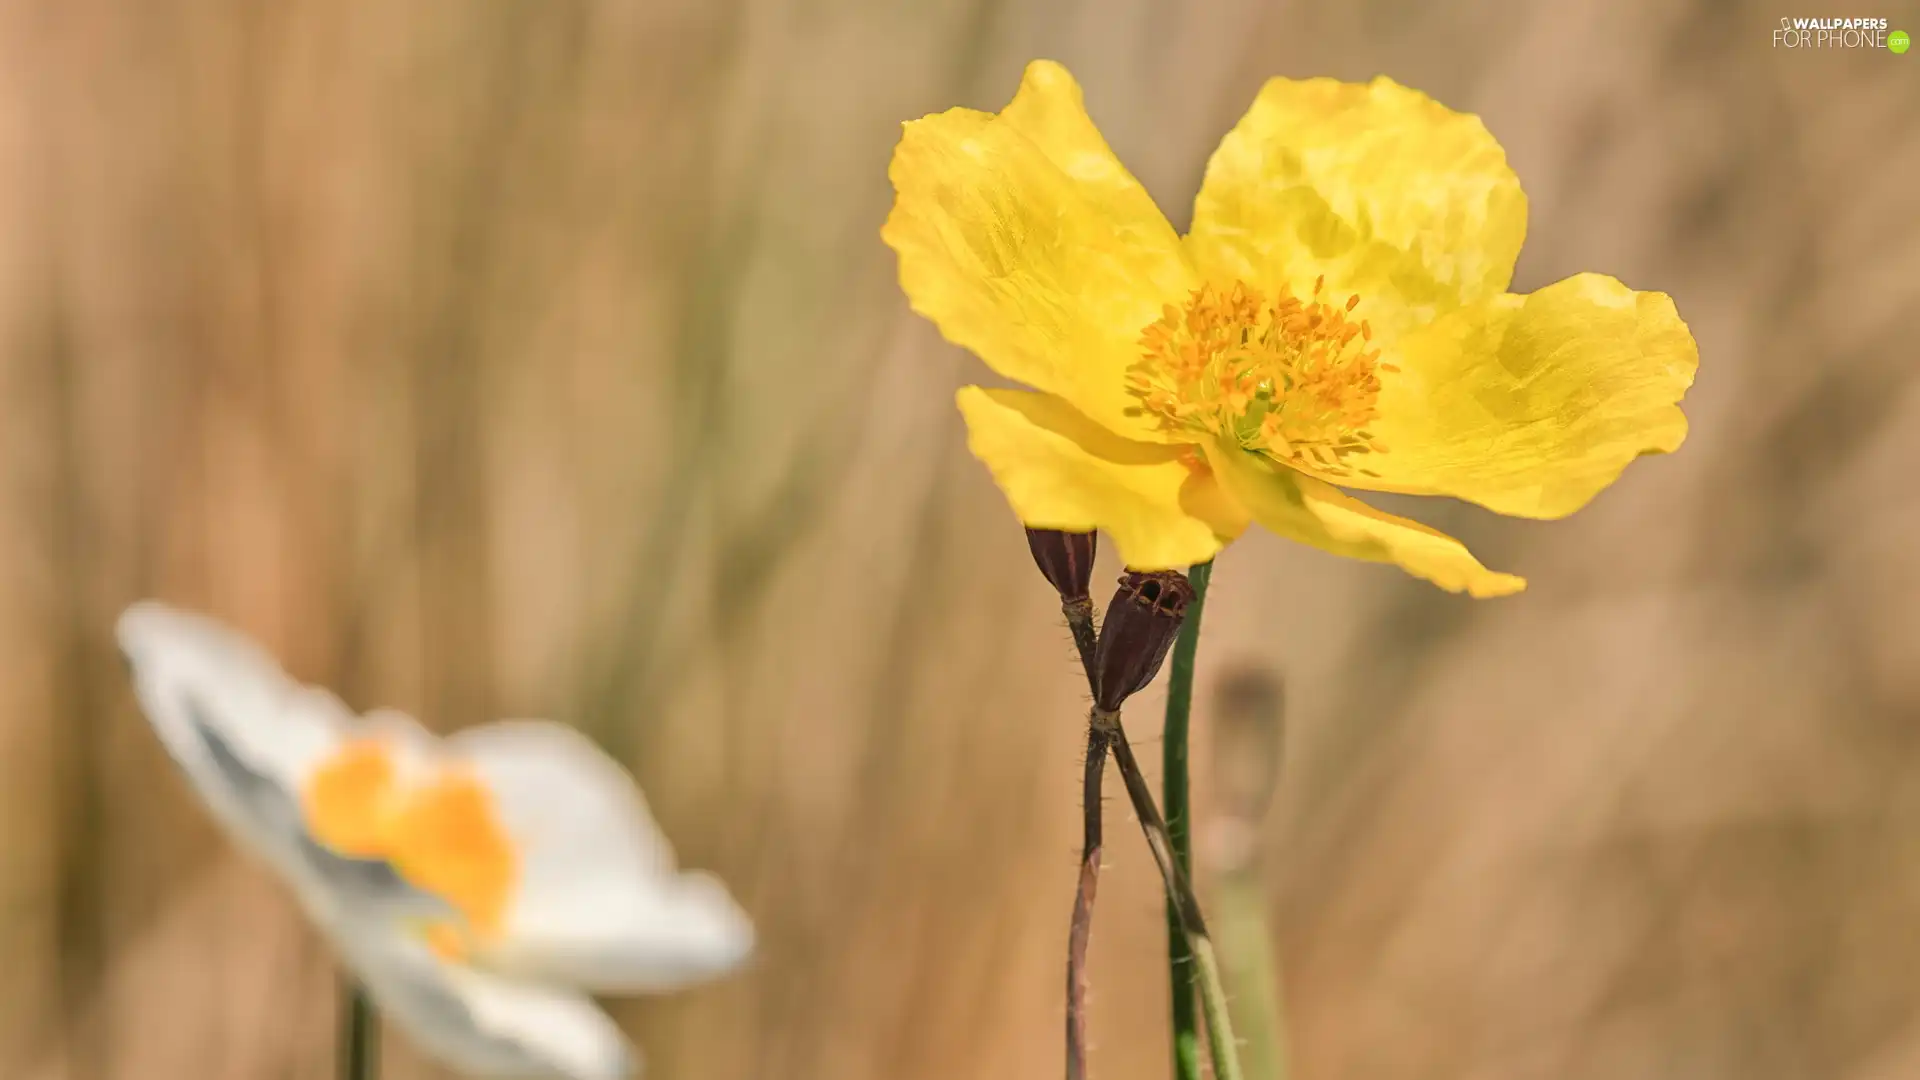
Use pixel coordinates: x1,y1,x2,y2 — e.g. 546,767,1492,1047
116,602,451,921
447,721,756,993
330,912,637,1080
117,602,349,877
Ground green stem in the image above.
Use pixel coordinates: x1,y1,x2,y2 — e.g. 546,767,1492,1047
1217,874,1290,1080
1105,717,1243,1080
1163,561,1212,1080
340,979,378,1080
1191,938,1245,1080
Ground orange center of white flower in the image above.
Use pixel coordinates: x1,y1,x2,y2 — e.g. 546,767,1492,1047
1127,278,1394,477
302,738,517,953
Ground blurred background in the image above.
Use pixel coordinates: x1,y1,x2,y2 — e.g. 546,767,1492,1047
2,1,1917,1078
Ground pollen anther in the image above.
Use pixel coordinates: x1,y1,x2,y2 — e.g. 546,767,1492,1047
1125,280,1388,475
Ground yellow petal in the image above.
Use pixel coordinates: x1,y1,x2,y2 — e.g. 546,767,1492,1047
1204,438,1525,598
998,60,1176,257
1186,76,1526,339
1314,273,1697,519
957,386,1247,570
884,61,1195,442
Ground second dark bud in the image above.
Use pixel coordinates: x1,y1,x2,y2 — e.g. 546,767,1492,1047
1091,569,1195,711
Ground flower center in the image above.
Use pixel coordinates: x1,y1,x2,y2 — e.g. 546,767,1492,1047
303,738,518,940
1126,278,1394,477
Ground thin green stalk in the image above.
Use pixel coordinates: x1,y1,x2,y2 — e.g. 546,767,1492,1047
340,980,378,1080
1216,876,1290,1080
1191,938,1243,1080
1104,717,1242,1080
1162,560,1212,1080
1209,664,1290,1080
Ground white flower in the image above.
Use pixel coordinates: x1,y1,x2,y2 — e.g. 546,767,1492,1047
116,601,755,1080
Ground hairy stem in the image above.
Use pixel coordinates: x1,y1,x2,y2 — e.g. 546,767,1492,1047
1063,596,1098,678
1067,723,1111,1080
1064,594,1103,1080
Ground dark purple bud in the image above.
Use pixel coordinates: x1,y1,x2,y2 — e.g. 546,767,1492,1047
1026,529,1097,602
1091,570,1194,711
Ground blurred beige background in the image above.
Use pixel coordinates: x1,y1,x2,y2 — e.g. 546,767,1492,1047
2,0,1917,1078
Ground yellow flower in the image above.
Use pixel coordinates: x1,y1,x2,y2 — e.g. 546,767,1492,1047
882,60,1698,597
